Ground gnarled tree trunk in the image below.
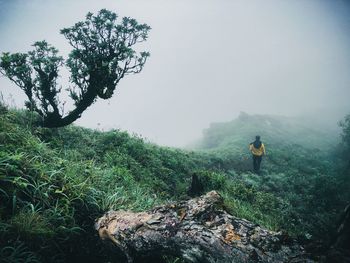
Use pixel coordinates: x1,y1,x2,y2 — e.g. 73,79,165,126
95,191,313,263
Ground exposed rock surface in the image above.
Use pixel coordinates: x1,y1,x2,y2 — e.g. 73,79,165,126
95,191,314,263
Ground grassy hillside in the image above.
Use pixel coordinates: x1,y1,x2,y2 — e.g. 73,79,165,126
197,111,336,151
0,106,349,262
0,106,222,262
193,112,349,240
194,112,339,181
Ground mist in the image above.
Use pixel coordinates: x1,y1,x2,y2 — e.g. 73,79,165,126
1,0,349,147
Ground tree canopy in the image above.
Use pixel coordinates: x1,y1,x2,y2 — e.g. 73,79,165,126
0,9,150,127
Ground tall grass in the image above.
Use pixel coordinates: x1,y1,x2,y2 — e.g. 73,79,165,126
0,106,348,262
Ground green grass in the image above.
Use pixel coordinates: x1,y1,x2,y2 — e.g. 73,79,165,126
0,107,224,262
0,106,349,262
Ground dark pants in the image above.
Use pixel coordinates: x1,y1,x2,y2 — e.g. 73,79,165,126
252,155,262,173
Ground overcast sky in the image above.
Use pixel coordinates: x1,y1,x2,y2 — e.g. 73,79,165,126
0,0,349,146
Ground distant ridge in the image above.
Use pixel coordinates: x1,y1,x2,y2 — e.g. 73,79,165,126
195,111,338,151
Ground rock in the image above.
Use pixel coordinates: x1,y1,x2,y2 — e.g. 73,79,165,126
95,191,314,263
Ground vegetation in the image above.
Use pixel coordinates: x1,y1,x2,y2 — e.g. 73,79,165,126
0,105,222,262
339,114,350,164
0,9,150,128
0,105,349,262
195,112,349,237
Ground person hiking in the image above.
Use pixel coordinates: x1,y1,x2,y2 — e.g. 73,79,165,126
249,135,266,173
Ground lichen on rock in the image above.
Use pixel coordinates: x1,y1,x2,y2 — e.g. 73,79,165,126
95,191,314,263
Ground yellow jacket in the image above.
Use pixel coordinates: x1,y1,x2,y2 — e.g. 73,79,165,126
249,143,266,156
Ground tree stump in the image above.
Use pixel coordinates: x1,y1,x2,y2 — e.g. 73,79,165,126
95,191,313,263
187,173,204,197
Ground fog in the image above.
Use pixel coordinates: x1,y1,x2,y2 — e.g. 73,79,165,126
0,0,349,147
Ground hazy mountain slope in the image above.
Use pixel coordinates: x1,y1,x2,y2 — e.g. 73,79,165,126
193,112,339,175
197,111,337,152
191,111,348,244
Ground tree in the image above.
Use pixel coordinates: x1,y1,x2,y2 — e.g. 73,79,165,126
340,115,350,151
339,114,350,168
0,9,150,128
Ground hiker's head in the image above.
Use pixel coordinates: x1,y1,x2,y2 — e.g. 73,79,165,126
255,135,260,141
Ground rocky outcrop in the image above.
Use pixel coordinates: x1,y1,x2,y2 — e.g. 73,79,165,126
95,191,313,263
